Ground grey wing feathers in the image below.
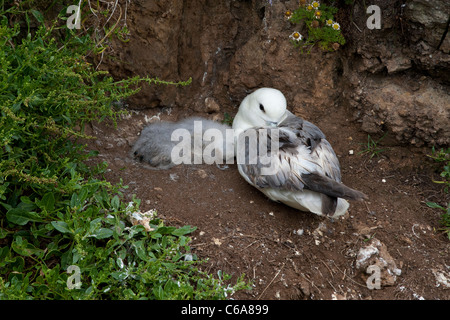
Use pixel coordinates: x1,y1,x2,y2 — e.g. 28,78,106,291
310,138,341,182
281,112,341,181
280,112,325,150
238,115,367,202
237,127,311,191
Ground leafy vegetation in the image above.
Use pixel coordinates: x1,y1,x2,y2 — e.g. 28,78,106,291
0,3,249,299
222,112,234,126
427,147,450,193
358,133,387,159
286,1,346,53
426,147,450,240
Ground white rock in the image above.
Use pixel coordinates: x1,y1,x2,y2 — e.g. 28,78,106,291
356,238,401,287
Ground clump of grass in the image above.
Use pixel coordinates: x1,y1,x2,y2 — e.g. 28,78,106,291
0,4,249,299
427,147,450,192
426,147,450,240
358,133,387,159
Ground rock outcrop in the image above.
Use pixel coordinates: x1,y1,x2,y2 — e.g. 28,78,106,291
100,0,449,146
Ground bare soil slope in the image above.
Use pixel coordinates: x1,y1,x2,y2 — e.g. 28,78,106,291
84,102,449,300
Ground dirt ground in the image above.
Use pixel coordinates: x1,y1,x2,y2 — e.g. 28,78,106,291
84,97,449,301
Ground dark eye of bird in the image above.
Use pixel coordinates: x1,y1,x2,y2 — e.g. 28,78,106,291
259,104,265,112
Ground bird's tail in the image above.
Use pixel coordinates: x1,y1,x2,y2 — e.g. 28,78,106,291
301,172,368,201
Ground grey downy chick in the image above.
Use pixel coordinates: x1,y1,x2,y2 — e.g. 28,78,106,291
131,117,233,169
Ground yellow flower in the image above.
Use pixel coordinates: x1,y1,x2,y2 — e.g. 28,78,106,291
326,19,333,26
332,22,340,30
314,10,321,19
289,31,303,41
307,4,313,10
311,1,320,9
285,10,293,20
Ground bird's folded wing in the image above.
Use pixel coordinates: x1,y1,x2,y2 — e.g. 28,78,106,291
237,126,321,191
237,125,367,201
280,112,341,181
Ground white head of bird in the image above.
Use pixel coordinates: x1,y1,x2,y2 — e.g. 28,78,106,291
232,88,288,137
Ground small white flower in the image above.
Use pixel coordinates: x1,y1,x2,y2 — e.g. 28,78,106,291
332,22,341,30
311,1,320,9
326,19,333,26
284,10,293,20
289,31,303,41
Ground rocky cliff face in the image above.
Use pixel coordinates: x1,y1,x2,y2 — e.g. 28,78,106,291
340,0,449,147
102,0,449,147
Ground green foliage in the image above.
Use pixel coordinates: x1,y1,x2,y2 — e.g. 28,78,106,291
0,5,248,299
1,198,249,299
358,133,387,159
287,1,346,53
427,147,450,192
222,112,234,126
426,147,450,240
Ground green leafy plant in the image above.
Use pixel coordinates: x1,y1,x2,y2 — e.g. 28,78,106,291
426,202,450,240
358,133,387,159
222,112,234,126
426,147,450,192
0,5,249,299
286,1,346,53
426,147,450,240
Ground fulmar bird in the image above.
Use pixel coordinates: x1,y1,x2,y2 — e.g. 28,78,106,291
232,88,367,218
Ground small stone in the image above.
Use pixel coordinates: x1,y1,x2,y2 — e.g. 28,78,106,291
197,169,208,179
205,97,221,113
